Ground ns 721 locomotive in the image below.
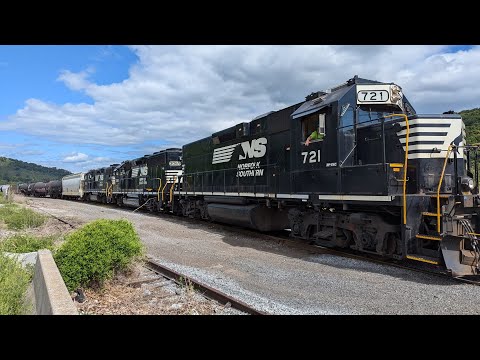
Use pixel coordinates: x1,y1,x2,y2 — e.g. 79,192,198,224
39,76,480,277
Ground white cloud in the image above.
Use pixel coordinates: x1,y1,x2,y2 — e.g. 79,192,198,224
60,152,114,172
57,67,95,91
2,45,479,150
63,152,88,162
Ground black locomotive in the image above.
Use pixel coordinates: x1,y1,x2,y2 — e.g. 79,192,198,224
21,76,480,277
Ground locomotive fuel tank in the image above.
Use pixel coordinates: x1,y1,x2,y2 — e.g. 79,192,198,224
207,203,289,232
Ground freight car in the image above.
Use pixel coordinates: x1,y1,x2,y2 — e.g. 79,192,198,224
32,182,47,197
61,173,86,199
18,183,28,195
45,180,62,199
19,75,480,277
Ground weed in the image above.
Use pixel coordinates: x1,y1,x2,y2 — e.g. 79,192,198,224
54,219,144,292
0,253,32,315
0,204,46,230
0,234,55,253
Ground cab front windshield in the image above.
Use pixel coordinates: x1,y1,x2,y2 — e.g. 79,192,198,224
357,104,414,126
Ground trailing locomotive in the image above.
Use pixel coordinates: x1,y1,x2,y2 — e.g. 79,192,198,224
83,148,182,210
18,76,480,277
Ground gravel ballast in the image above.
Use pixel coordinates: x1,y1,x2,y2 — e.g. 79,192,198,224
21,197,480,315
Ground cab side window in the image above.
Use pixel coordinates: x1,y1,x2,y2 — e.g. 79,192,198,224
302,113,326,142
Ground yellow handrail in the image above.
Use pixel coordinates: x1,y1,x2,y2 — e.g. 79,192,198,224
384,114,409,224
156,179,162,202
161,179,168,202
105,183,113,197
436,145,454,233
169,176,177,203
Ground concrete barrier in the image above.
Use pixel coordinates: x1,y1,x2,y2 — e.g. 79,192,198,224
33,250,77,315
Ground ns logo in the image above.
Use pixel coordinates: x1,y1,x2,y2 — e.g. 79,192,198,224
239,137,267,160
212,137,267,165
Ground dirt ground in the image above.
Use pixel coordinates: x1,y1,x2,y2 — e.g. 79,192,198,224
74,263,241,315
13,195,480,315
2,195,242,315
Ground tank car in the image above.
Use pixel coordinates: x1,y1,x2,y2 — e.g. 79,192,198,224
45,180,62,199
27,183,35,196
32,182,47,197
18,183,28,195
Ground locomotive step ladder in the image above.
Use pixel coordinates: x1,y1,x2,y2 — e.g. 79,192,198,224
409,196,448,265
386,114,441,265
409,146,455,265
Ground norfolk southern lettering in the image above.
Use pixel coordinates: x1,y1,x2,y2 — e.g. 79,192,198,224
236,161,264,177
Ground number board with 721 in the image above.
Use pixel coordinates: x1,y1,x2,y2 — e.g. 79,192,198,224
357,90,389,103
356,84,394,105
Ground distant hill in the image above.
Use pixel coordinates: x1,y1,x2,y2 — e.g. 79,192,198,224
0,157,71,185
0,109,479,186
460,108,480,145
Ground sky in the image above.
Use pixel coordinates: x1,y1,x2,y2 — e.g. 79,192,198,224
0,45,477,173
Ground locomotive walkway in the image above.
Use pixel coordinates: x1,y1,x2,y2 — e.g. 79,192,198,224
24,197,480,314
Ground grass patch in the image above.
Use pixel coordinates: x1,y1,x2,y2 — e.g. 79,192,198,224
0,192,7,204
0,234,55,253
0,253,32,315
0,204,46,230
55,219,144,292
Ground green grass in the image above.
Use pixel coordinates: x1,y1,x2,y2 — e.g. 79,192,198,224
54,219,144,292
0,192,8,204
0,253,32,315
0,234,55,253
0,204,46,230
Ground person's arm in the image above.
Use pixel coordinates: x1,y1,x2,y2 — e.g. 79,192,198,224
305,135,312,146
305,130,317,146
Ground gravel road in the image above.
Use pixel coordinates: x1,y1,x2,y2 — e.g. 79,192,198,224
23,196,480,314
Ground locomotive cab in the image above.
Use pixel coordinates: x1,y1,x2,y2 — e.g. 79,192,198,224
290,76,415,198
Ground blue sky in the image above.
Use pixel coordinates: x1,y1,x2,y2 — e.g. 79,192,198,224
0,45,478,173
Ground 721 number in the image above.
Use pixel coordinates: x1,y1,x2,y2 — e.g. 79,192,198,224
357,90,389,102
301,150,321,164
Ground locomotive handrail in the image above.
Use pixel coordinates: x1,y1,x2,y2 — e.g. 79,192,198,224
183,163,276,195
437,144,454,233
161,179,168,202
153,178,162,202
339,144,357,167
169,176,177,203
384,114,409,225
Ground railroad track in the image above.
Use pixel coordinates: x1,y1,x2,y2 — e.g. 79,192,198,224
26,197,480,287
144,257,265,315
26,200,77,228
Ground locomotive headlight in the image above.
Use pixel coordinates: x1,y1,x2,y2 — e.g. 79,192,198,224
461,177,475,191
